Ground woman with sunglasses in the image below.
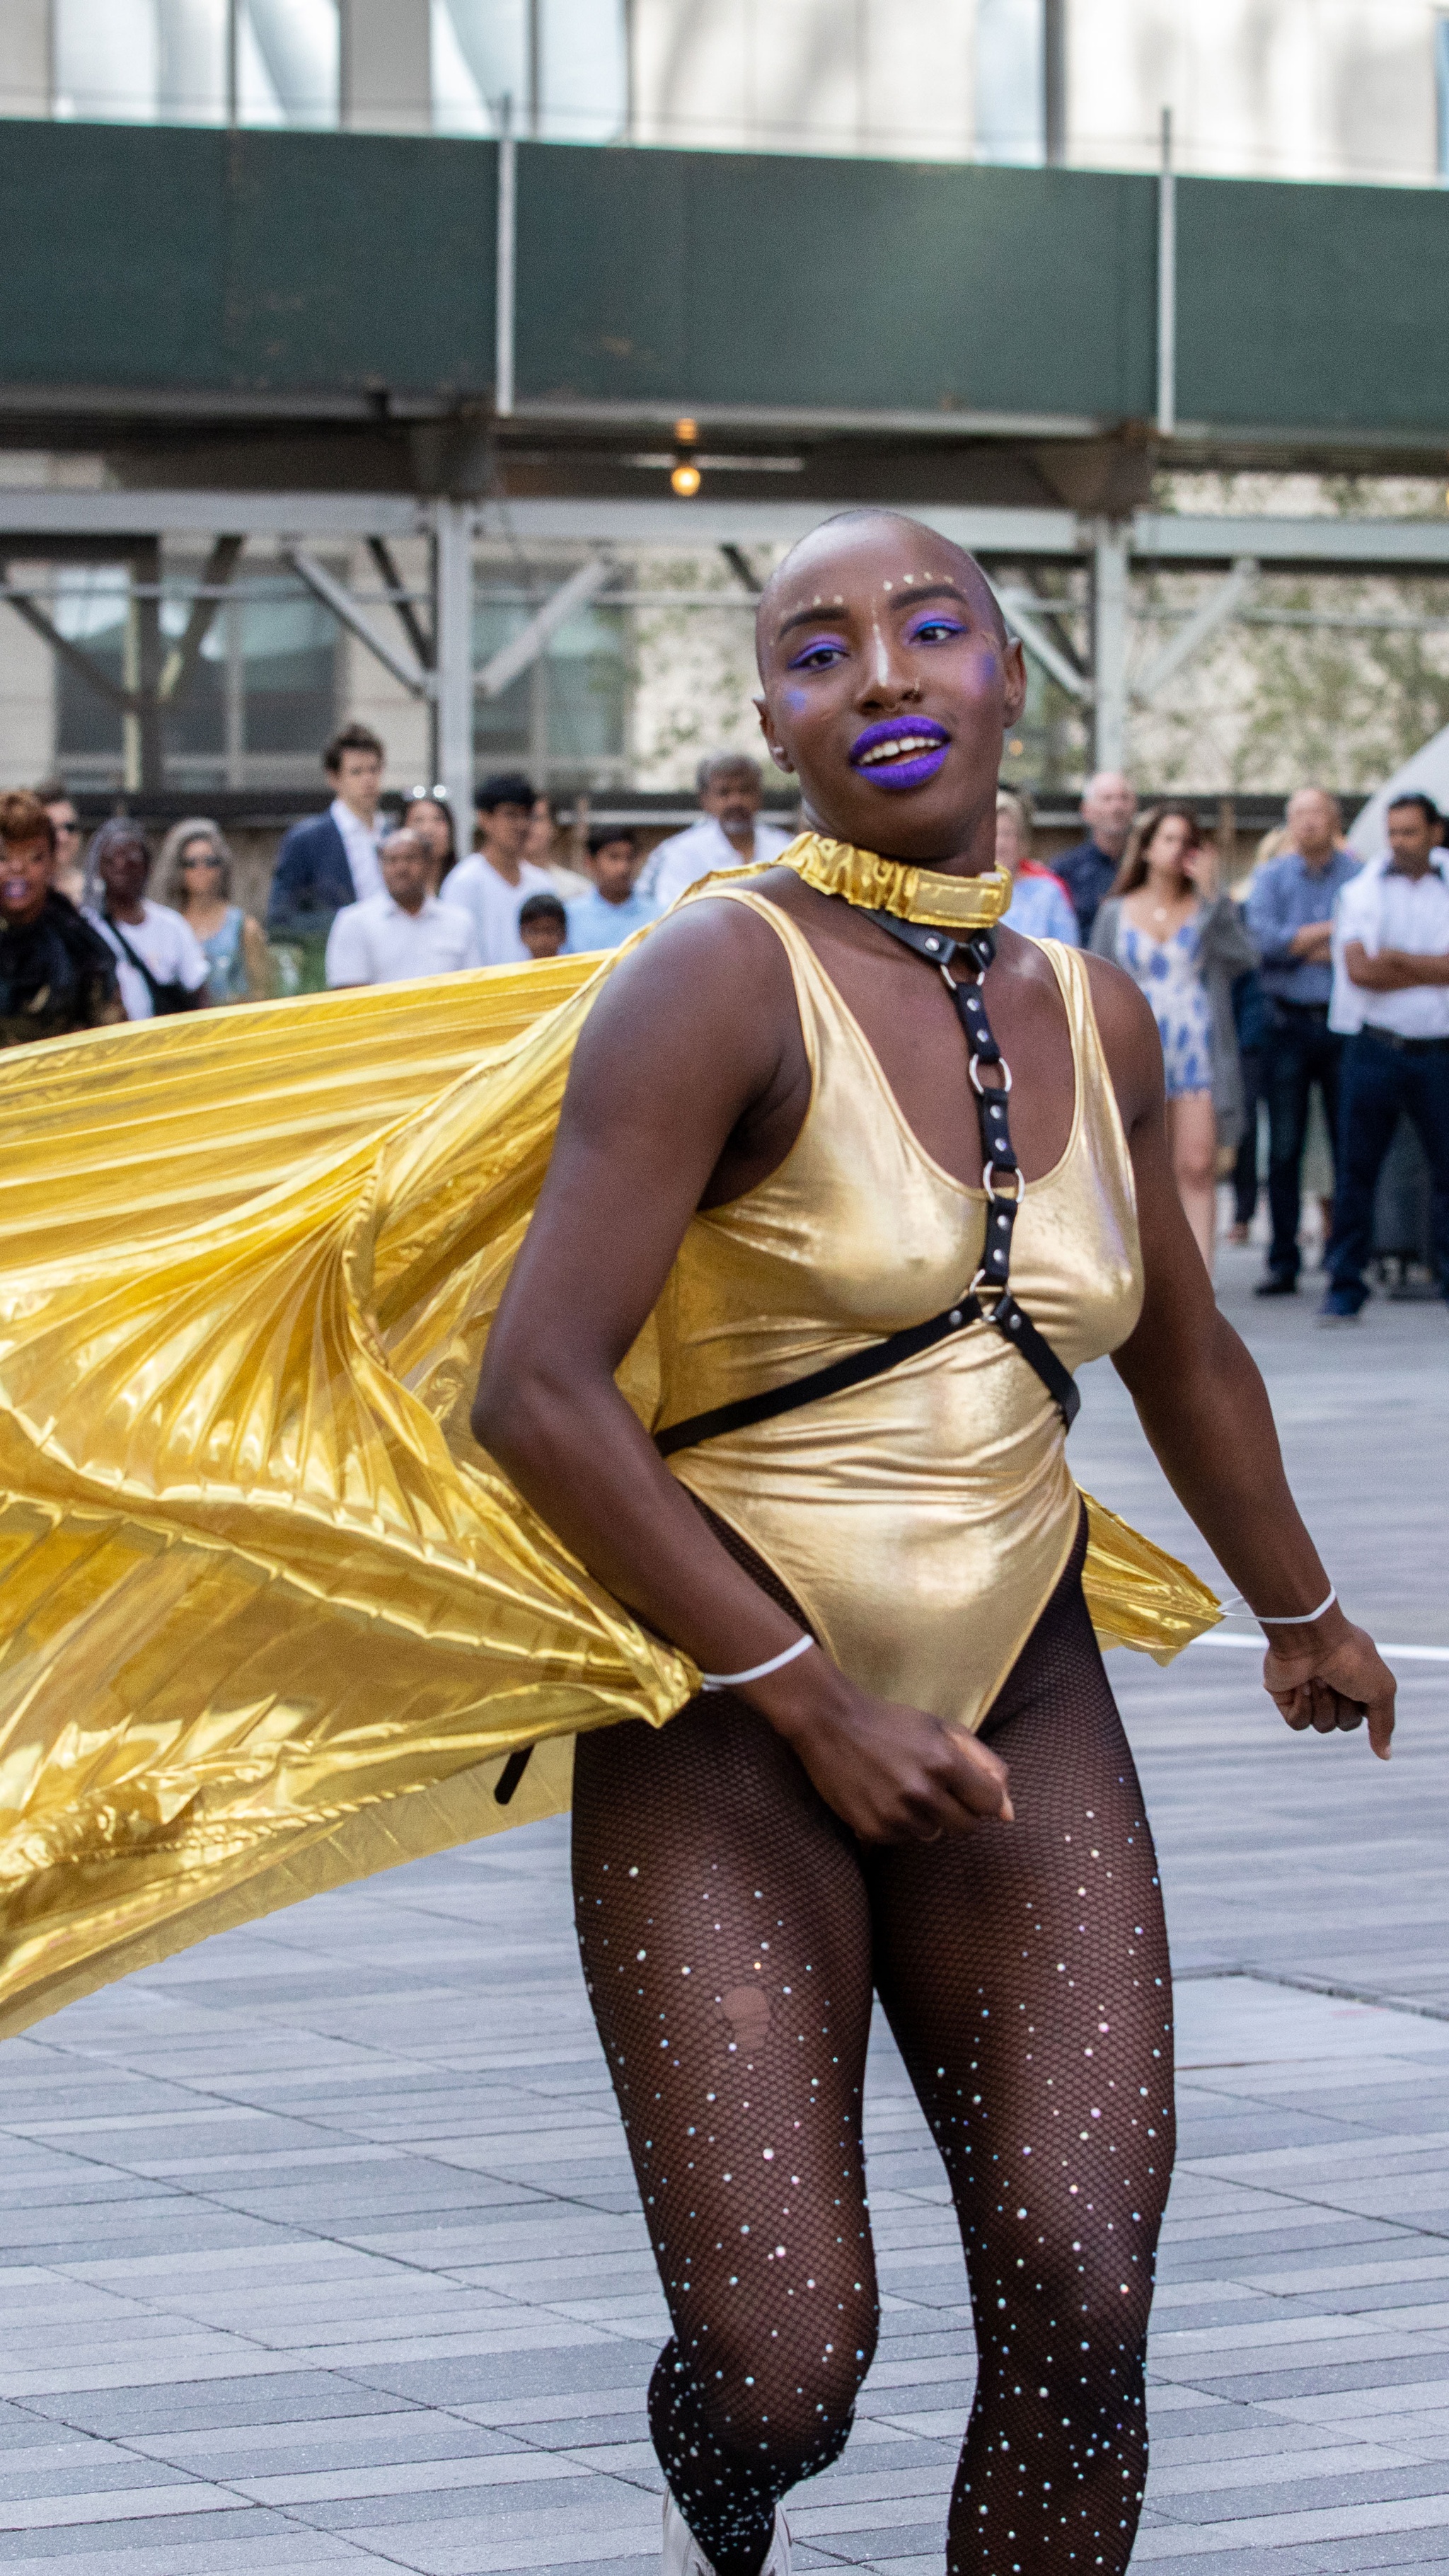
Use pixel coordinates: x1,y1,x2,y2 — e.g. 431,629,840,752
35,778,86,904
159,818,272,1004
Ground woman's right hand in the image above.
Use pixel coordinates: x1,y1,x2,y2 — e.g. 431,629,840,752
748,1652,1013,1844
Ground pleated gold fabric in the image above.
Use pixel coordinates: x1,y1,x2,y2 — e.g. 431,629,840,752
0,851,1218,2043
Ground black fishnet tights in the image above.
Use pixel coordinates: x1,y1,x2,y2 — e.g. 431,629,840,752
572,1513,1173,2575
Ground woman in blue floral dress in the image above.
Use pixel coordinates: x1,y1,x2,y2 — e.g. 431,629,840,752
1091,802,1257,1271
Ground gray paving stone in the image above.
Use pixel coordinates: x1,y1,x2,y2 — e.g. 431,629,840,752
3,1248,1448,2572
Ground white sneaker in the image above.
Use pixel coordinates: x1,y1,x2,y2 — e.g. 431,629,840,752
662,2486,791,2576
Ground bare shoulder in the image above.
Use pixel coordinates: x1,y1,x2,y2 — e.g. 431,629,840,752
1080,948,1165,1132
566,885,799,1096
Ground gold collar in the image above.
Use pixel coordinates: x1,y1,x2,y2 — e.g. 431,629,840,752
781,832,1012,931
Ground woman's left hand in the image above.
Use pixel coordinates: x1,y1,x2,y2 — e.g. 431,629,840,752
1264,1621,1396,1760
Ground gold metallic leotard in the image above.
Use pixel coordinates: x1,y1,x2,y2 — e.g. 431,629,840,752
659,891,1143,1733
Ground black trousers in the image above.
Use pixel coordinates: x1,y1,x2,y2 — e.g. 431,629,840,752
1327,1029,1449,1302
1262,1001,1342,1281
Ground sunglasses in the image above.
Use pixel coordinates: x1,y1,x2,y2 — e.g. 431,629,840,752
180,852,222,868
405,785,450,806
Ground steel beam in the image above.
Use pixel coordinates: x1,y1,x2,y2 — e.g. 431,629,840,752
366,534,434,672
476,498,1085,556
476,557,614,701
1131,514,1449,571
8,490,1448,579
433,498,475,844
1091,523,1130,773
0,574,129,710
282,546,434,697
998,588,1092,702
160,534,244,705
1133,557,1258,705
0,491,425,540
129,536,163,794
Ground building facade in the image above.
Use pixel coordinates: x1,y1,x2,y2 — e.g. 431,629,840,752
3,1,1445,182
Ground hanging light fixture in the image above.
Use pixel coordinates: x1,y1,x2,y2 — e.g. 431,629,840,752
671,417,701,497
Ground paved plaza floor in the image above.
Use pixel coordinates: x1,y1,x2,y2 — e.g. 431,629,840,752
1,1238,1446,2576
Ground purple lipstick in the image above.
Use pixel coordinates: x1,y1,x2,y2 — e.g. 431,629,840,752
850,716,950,791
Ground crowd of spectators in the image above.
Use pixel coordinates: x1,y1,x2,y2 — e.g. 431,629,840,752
1,715,1445,1316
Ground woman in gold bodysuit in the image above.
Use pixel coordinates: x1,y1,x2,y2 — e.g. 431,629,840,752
474,511,1395,2576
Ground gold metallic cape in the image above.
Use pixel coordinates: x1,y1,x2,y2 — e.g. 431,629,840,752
0,920,1218,2042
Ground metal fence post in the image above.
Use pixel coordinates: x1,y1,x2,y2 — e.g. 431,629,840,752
434,498,474,850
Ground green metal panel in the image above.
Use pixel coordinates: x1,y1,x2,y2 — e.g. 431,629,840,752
221,130,495,395
1179,175,1449,435
0,120,495,397
515,147,1158,418
0,122,227,386
1,120,1448,439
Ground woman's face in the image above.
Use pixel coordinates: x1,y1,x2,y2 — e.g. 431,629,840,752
1145,814,1196,882
405,800,451,864
98,835,150,905
755,516,1027,868
179,839,223,895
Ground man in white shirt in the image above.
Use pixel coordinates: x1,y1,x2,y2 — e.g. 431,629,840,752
638,754,794,912
1322,790,1449,1317
442,771,557,965
325,828,480,988
85,818,210,1018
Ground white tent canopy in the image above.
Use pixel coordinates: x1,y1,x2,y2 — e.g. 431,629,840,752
1348,721,1449,856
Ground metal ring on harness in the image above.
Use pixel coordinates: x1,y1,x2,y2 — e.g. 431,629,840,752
969,1052,1012,1096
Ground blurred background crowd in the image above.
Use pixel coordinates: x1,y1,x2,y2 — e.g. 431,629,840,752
1,711,1446,1319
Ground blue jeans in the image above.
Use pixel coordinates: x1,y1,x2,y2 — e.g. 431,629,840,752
1327,1029,1449,1301
1262,1003,1341,1281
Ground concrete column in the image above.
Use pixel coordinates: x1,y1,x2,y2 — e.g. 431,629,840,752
0,0,50,116
340,0,430,132
434,500,475,851
1090,520,1129,774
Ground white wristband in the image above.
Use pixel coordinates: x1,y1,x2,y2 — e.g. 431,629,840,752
1256,1586,1338,1628
700,1633,814,1693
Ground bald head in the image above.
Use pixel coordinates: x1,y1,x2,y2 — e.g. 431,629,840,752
756,510,1008,674
1286,786,1341,864
1080,770,1136,860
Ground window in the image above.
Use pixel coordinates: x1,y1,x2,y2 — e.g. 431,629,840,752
975,0,1044,165
433,0,625,141
473,587,627,783
52,0,340,127
1438,16,1449,180
53,563,337,788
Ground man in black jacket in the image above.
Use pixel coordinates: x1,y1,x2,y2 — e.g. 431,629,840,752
265,723,388,979
0,790,122,1048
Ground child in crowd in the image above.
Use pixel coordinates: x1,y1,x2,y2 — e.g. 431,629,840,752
517,891,567,960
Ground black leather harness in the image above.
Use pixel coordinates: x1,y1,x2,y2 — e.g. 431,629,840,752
655,915,1080,1461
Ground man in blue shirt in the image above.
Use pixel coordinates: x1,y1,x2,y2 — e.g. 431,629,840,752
1244,787,1360,1294
565,828,661,953
1054,771,1136,943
